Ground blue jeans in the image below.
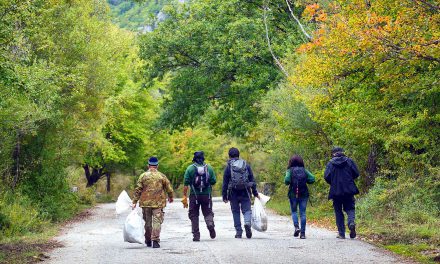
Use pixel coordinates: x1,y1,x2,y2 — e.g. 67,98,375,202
332,195,356,236
289,196,308,233
229,192,252,235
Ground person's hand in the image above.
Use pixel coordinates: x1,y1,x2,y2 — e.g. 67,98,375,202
168,197,174,203
223,198,228,203
255,194,260,199
131,203,136,210
181,196,188,208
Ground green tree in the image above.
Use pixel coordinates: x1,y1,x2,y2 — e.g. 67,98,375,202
138,0,310,135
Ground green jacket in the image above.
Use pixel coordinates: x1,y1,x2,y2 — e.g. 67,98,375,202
284,168,315,198
132,169,174,208
184,162,216,195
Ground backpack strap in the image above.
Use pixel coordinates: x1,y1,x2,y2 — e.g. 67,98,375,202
204,164,210,185
190,164,199,204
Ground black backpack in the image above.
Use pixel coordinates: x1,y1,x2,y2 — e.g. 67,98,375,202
290,167,308,198
192,164,210,191
228,159,250,190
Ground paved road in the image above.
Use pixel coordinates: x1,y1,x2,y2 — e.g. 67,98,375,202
48,198,406,264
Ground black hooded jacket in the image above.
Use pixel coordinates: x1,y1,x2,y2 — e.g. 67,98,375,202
324,155,360,199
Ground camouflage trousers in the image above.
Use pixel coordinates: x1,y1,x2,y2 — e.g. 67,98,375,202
142,207,164,242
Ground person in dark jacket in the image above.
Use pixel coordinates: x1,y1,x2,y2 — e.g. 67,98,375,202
324,147,360,239
182,151,217,242
284,155,315,239
222,147,259,239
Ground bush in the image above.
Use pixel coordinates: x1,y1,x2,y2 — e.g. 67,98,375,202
357,172,440,243
0,192,48,238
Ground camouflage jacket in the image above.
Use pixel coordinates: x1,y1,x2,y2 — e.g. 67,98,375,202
132,169,174,208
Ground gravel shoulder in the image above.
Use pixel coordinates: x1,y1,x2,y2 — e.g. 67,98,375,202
47,198,409,264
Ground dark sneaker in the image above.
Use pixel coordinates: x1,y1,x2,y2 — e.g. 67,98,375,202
146,241,152,247
294,227,300,237
152,241,160,248
336,234,346,239
245,225,252,239
235,234,242,238
349,223,356,239
208,226,216,239
300,233,306,239
193,237,200,242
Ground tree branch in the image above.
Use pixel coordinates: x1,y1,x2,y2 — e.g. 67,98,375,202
409,0,440,11
285,0,312,41
263,2,289,77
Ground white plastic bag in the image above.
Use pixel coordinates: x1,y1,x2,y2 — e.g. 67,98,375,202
251,193,270,232
123,208,145,244
115,190,132,214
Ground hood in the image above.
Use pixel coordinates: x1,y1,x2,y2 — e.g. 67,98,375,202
330,156,348,166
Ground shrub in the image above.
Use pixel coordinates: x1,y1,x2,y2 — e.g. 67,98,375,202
0,192,48,238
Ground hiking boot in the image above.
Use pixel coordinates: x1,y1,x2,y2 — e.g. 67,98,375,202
349,223,356,239
208,226,216,239
192,230,200,242
145,240,152,247
336,234,346,239
300,233,306,239
235,234,242,238
245,225,252,239
294,226,300,237
152,241,160,248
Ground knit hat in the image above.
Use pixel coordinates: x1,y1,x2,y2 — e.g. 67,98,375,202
148,156,159,166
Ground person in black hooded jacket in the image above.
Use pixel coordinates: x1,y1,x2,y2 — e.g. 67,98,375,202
324,147,360,239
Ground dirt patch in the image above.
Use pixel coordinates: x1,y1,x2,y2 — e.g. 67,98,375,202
0,240,63,264
422,249,440,262
0,207,94,264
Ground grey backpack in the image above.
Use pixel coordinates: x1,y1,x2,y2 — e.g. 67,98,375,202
228,159,250,190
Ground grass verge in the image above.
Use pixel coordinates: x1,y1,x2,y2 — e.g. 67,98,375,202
0,205,92,264
267,198,440,264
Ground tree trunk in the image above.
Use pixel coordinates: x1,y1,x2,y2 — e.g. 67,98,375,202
365,143,379,188
83,164,106,187
106,171,111,193
83,164,91,184
11,129,21,190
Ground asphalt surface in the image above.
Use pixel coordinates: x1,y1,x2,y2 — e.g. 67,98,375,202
48,197,405,264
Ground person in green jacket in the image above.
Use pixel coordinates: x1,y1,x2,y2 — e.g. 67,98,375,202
182,151,217,241
284,154,315,239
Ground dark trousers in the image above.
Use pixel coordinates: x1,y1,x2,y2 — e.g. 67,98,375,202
229,192,252,235
289,196,308,233
332,195,356,235
188,195,214,239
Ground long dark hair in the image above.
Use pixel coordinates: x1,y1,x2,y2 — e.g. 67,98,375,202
287,155,305,169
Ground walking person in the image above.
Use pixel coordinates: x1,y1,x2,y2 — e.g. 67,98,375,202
222,147,260,239
284,154,315,239
324,147,360,239
132,157,174,248
182,151,217,241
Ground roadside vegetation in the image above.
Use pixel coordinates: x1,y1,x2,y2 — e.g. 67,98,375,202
0,0,438,263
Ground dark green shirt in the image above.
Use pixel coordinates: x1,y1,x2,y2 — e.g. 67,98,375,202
184,163,216,195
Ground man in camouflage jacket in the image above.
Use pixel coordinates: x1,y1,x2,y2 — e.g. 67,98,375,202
132,157,174,248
